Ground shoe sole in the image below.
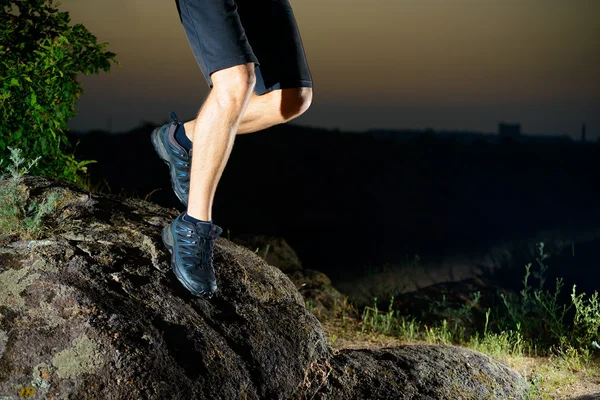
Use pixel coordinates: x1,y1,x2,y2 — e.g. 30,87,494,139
162,225,215,299
151,127,188,207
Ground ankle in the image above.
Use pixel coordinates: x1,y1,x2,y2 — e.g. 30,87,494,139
174,123,192,150
183,212,211,225
183,121,195,141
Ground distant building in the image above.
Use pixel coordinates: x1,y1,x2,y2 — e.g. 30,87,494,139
498,123,521,138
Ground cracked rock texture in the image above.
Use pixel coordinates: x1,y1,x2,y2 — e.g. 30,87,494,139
0,177,529,399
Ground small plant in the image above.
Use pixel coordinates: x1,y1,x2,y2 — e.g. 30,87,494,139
428,290,481,330
361,296,397,335
498,242,571,348
396,316,420,341
305,299,315,313
552,340,593,372
329,333,338,345
570,286,600,351
0,147,62,238
262,244,271,260
523,375,545,400
468,325,526,359
424,319,455,345
332,296,357,327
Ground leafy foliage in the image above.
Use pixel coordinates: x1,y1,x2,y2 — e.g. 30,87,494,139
0,0,117,185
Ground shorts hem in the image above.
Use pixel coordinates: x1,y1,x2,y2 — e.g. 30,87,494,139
257,80,313,95
207,55,260,87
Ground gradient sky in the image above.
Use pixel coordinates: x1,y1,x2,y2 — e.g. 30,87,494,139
61,0,600,139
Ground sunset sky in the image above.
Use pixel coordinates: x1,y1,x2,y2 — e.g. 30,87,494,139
61,0,600,139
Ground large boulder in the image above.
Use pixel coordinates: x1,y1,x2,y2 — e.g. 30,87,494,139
0,177,330,399
0,177,529,399
307,345,530,399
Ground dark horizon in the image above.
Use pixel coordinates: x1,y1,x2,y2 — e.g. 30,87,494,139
69,101,600,142
70,120,595,143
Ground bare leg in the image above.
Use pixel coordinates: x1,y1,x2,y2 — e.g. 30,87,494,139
183,87,312,138
186,64,256,221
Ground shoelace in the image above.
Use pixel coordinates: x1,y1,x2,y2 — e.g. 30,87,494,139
177,224,215,270
171,150,190,192
168,112,191,192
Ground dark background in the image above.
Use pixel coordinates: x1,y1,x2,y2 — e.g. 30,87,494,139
69,124,600,296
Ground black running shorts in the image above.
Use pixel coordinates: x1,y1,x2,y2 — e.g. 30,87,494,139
175,0,313,95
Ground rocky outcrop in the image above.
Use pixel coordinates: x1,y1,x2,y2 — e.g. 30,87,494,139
0,177,329,399
0,177,529,399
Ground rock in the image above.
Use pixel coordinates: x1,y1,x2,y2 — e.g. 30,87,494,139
233,235,303,273
308,345,530,400
288,269,351,322
0,176,530,399
0,177,330,399
233,235,350,322
233,235,351,322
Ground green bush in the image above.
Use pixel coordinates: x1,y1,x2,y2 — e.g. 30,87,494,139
0,0,117,185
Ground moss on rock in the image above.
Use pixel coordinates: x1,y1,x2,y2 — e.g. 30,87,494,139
52,334,104,379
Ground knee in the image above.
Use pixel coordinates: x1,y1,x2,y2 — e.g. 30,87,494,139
211,64,257,109
280,87,313,121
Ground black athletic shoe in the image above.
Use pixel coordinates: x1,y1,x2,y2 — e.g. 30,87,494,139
162,213,223,298
151,112,190,206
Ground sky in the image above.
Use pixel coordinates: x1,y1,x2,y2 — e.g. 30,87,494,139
61,0,600,139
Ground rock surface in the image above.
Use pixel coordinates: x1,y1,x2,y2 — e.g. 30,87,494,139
232,235,303,274
309,345,529,400
0,177,529,399
233,235,350,322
